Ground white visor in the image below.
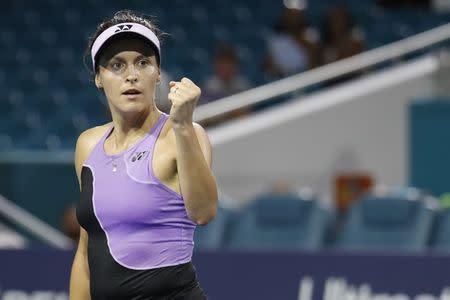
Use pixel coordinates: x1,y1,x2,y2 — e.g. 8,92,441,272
91,22,161,70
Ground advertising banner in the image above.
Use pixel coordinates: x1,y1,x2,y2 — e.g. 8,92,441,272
0,249,449,300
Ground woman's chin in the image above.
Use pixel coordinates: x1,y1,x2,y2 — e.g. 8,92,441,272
118,102,150,115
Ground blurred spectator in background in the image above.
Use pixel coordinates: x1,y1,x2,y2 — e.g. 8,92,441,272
321,6,365,84
263,7,321,79
199,44,251,128
200,44,251,104
322,6,364,65
61,204,80,242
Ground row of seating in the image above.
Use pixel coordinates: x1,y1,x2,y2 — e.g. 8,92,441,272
2,0,449,150
194,192,450,252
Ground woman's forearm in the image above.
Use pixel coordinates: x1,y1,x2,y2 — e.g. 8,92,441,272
69,230,91,300
173,123,218,225
69,251,91,300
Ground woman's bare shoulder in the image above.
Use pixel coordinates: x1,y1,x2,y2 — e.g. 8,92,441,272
75,123,112,168
77,123,111,149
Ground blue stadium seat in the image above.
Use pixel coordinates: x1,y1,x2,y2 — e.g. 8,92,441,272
0,0,446,151
335,196,435,252
26,92,60,120
0,134,13,150
55,47,78,68
0,29,18,50
1,92,23,124
44,113,86,150
430,208,450,252
71,90,110,125
229,193,331,250
8,114,47,150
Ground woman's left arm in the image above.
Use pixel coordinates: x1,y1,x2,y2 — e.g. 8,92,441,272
169,78,218,225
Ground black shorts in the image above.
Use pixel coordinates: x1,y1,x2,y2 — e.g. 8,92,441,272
90,261,206,300
155,262,206,300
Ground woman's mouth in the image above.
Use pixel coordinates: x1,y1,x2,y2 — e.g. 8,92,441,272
122,89,142,99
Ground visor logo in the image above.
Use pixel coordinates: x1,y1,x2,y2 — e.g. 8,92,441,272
115,24,134,33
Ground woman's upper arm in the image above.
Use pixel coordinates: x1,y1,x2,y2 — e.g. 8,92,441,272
77,227,89,254
74,134,86,188
193,123,213,167
74,126,107,188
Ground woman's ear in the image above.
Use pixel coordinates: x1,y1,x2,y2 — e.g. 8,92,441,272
156,69,161,85
95,74,103,89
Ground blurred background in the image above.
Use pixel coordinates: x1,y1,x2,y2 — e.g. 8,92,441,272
1,0,450,299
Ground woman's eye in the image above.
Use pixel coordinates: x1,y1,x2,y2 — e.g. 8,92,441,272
111,62,123,70
138,60,149,67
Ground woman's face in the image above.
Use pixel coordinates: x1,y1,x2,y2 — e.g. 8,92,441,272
95,36,160,116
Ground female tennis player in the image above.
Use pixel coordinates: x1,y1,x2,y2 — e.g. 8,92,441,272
70,11,218,299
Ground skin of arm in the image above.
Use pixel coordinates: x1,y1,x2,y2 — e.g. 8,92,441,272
168,78,218,225
69,228,90,300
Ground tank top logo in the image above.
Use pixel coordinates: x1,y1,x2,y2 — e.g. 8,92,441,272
131,151,148,162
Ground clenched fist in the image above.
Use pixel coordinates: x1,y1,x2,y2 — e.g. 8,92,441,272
168,77,201,127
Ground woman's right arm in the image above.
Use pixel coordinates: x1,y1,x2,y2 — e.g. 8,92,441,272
69,128,103,300
69,228,90,299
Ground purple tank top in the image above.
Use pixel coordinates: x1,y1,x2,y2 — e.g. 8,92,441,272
83,113,196,270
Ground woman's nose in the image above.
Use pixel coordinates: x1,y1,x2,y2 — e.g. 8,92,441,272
125,66,138,83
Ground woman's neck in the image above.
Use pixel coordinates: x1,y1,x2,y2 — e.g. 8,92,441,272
109,105,161,150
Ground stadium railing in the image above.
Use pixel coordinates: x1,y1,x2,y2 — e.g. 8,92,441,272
0,194,74,249
193,22,450,122
1,23,450,161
